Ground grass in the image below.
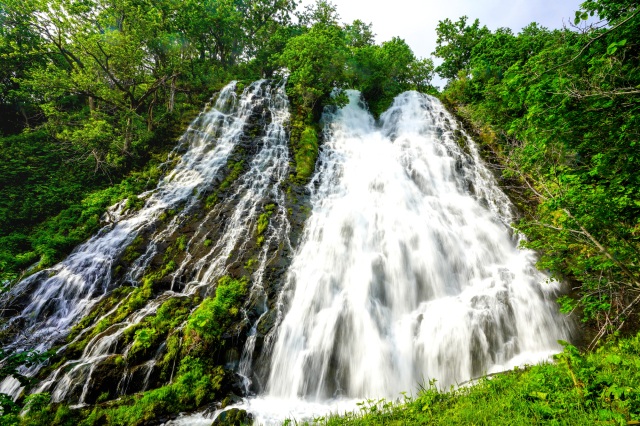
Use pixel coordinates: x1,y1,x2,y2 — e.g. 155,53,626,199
292,335,640,425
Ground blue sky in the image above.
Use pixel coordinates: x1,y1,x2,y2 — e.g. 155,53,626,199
299,0,588,86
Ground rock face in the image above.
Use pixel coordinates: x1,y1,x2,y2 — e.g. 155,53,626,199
82,355,126,404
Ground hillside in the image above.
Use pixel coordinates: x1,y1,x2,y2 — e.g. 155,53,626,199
0,0,639,425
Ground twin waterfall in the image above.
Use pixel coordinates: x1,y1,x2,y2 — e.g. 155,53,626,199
0,81,572,422
266,90,571,400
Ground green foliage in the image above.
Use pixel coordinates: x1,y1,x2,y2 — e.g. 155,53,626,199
205,159,245,209
124,296,192,366
294,126,319,181
433,16,491,80
60,359,225,426
63,257,179,361
303,333,640,425
219,161,245,191
0,124,185,285
0,349,52,395
184,275,247,353
438,0,640,332
256,204,276,246
279,22,349,112
257,204,275,236
120,235,144,263
349,37,436,117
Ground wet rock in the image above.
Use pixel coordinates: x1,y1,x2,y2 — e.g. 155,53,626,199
83,355,126,404
256,309,277,337
212,408,253,426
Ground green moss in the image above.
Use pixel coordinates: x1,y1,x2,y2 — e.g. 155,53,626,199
124,296,192,363
67,286,135,342
176,235,187,251
121,235,144,263
124,195,145,212
204,193,218,209
219,161,244,191
255,204,276,247
256,213,270,236
95,392,110,404
64,259,177,360
294,126,319,181
183,276,247,354
204,158,245,211
203,239,212,247
244,258,257,270
66,360,225,426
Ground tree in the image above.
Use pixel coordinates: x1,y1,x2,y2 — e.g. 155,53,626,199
279,22,349,112
433,16,490,80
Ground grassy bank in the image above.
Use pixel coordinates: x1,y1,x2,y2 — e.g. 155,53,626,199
304,334,640,425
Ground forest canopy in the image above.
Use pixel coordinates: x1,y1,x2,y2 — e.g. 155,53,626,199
0,0,434,284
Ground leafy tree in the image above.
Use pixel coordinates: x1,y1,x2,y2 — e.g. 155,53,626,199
349,37,435,116
0,0,45,133
439,0,640,339
279,22,349,112
433,16,490,80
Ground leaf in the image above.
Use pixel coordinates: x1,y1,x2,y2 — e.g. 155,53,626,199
529,391,548,400
605,354,622,365
607,40,627,55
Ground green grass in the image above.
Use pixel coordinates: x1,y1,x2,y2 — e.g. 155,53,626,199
295,335,640,425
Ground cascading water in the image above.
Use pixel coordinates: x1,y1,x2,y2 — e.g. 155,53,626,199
1,80,574,424
203,90,574,424
0,80,292,402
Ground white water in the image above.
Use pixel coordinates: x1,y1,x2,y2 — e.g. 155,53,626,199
38,80,291,404
235,90,572,423
37,82,289,403
2,84,574,423
0,80,290,401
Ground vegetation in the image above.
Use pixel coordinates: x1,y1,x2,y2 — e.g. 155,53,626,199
0,276,244,425
434,0,640,342
2,0,640,423
306,334,640,425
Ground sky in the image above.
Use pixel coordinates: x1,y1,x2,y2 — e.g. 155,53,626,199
298,0,588,86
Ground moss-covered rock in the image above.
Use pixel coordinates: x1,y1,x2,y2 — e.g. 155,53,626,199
213,408,253,426
83,355,127,405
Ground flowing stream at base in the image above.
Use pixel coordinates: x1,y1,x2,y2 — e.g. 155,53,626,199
177,90,574,425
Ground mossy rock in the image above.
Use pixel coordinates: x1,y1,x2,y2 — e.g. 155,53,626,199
213,408,253,426
83,355,127,404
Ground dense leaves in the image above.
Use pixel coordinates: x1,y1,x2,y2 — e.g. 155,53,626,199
436,0,640,337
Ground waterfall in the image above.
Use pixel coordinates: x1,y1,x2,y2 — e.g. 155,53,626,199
227,90,573,423
1,81,574,423
0,80,292,402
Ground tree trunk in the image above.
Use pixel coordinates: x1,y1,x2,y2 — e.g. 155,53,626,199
148,94,156,132
169,75,176,113
19,106,30,128
124,116,132,153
